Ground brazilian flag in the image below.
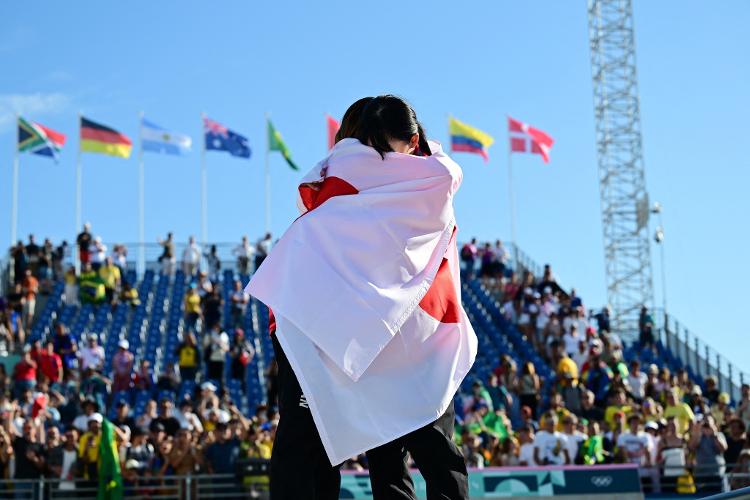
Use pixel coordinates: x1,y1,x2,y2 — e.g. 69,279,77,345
267,119,299,171
98,419,123,500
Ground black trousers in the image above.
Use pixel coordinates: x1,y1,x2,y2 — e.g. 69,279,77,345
366,405,469,500
270,334,341,500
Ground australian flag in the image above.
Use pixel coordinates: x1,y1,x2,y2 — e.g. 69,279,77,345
203,116,251,158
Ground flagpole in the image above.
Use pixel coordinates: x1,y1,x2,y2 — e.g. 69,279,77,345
446,113,451,151
264,112,271,234
200,113,208,246
10,113,19,250
507,134,518,258
75,112,82,274
138,112,145,278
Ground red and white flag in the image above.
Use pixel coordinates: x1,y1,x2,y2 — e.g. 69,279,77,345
508,116,554,163
246,139,477,465
326,115,340,150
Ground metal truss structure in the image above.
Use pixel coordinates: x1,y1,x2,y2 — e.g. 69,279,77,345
587,0,654,339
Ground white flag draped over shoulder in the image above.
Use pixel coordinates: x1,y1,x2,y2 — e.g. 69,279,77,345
245,138,477,465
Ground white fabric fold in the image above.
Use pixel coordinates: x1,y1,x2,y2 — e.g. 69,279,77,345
245,138,477,463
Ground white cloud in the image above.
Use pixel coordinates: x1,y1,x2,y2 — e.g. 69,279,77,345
0,92,71,130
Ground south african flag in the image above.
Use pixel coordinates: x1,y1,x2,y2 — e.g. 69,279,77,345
18,117,66,161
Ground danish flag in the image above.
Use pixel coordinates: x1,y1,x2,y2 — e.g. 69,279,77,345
508,116,554,163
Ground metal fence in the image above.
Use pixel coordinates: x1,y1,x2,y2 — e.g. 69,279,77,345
2,466,747,499
2,241,256,284
510,244,547,283
706,485,750,499
124,242,252,275
655,308,749,402
89,241,254,277
4,239,546,285
636,464,750,495
0,472,269,500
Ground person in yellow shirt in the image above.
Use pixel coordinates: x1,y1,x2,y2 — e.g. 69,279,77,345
557,355,579,381
540,393,572,432
711,392,731,429
120,281,141,307
78,413,103,479
664,389,695,436
604,390,632,429
177,332,200,382
64,265,79,305
184,285,202,331
98,257,121,305
242,427,272,491
242,423,273,460
642,397,663,424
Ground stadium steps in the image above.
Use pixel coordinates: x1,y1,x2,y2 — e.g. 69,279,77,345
102,304,129,374
246,295,268,412
28,281,64,343
124,269,155,372
163,270,187,369
145,272,171,384
460,278,556,423
29,290,49,330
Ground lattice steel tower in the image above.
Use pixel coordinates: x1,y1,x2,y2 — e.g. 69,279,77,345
587,0,654,339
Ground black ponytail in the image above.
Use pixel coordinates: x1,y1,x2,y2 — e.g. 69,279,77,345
416,122,432,157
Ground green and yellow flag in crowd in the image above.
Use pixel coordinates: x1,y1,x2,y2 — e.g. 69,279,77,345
98,419,123,500
267,119,298,171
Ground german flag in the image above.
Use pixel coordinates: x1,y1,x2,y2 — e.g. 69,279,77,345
80,117,132,158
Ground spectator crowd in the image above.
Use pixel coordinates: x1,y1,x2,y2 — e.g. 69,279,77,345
454,239,750,494
0,226,278,495
3,226,276,350
0,231,747,496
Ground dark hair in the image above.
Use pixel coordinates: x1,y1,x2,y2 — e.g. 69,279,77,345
355,95,431,159
334,97,373,143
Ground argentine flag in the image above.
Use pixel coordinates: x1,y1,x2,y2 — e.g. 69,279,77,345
141,118,192,156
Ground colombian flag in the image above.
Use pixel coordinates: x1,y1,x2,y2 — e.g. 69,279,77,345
449,117,494,162
80,117,132,158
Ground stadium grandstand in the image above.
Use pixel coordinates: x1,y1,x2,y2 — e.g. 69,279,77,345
0,230,748,499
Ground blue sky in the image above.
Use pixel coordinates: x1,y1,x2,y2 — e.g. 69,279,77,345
1,1,748,373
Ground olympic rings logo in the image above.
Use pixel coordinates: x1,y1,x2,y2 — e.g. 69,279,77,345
590,475,613,488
